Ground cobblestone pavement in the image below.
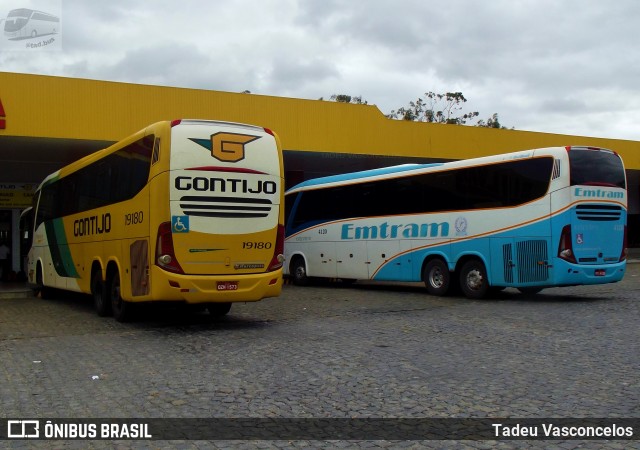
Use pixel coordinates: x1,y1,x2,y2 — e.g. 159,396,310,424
1,265,639,449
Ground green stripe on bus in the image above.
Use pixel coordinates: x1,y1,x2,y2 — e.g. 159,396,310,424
44,218,80,278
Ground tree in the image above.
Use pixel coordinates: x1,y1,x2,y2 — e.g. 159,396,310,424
388,91,481,125
324,91,510,128
476,113,504,129
320,94,368,105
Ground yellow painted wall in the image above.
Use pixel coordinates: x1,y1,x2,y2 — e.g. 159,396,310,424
2,71,640,168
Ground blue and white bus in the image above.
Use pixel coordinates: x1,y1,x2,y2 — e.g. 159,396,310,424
3,8,59,40
284,146,627,298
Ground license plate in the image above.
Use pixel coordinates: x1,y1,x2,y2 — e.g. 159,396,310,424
594,269,606,277
217,281,238,291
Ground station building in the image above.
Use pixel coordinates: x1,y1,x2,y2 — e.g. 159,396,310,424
1,71,639,274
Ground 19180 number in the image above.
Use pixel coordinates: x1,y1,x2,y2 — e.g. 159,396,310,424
242,241,272,249
125,211,144,225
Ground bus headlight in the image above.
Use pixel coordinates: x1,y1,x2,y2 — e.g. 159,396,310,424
559,249,573,260
158,254,173,265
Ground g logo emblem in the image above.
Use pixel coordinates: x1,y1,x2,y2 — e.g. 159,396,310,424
190,133,260,163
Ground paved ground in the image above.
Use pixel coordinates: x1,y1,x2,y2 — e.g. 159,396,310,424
1,265,639,449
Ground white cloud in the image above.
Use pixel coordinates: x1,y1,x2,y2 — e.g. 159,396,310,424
1,0,639,140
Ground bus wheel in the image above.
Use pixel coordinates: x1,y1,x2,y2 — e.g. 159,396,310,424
35,265,52,299
291,257,309,286
208,302,232,318
92,271,111,317
109,271,133,322
459,259,489,299
423,259,450,296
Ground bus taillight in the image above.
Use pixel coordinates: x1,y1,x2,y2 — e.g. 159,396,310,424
558,224,577,263
267,224,285,272
156,221,184,274
620,225,628,262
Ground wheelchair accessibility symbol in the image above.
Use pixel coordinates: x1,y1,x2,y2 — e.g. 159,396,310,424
172,215,189,233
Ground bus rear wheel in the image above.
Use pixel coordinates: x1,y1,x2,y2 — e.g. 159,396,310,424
208,302,232,317
92,270,111,317
518,287,543,296
423,259,450,296
459,259,489,299
291,257,309,286
109,271,133,322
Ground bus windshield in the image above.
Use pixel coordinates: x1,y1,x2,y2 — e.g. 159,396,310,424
4,10,30,32
569,148,626,188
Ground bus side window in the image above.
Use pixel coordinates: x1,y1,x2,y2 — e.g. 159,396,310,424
151,137,161,165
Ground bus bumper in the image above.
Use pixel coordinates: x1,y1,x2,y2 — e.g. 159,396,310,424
552,259,626,286
146,267,283,304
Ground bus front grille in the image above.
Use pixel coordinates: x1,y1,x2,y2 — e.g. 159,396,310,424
576,204,622,221
179,195,272,218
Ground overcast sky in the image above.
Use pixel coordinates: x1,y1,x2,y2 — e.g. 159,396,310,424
2,0,639,140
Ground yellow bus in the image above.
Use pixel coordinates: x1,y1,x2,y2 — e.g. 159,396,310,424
27,119,285,321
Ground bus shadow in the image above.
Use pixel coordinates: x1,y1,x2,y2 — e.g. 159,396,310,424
310,280,613,303
475,290,610,303
297,277,427,293
37,289,273,330
8,32,58,41
126,306,273,331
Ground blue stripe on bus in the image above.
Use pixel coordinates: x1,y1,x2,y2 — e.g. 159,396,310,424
372,209,626,286
374,215,553,281
286,163,443,192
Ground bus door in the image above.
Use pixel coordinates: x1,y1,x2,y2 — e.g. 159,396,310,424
367,240,401,281
335,241,367,280
307,242,337,279
489,237,516,287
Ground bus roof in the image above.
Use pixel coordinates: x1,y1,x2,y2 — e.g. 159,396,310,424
286,163,444,193
7,8,56,17
284,146,593,195
35,118,275,192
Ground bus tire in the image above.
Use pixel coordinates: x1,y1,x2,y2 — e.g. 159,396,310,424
291,256,309,286
208,302,232,317
92,270,111,317
423,259,450,296
35,264,53,299
109,270,133,322
459,259,489,299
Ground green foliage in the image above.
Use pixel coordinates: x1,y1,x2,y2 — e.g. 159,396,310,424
476,113,504,128
388,91,480,125
325,91,509,128
326,94,368,105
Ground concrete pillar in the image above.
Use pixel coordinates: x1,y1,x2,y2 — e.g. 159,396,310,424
11,208,19,273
